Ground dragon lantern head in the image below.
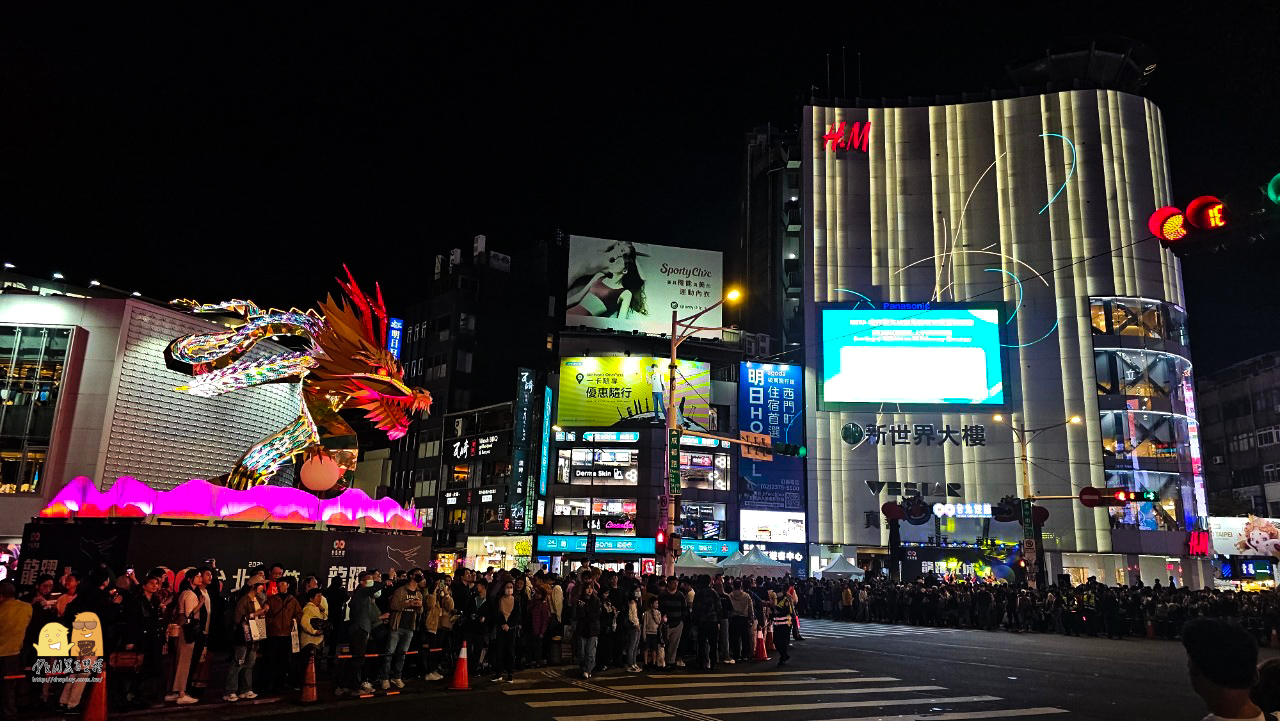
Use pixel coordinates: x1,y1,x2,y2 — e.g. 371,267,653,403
309,265,432,440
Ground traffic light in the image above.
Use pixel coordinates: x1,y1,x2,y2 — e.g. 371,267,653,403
775,442,807,457
1103,489,1158,506
1151,172,1280,257
656,530,666,557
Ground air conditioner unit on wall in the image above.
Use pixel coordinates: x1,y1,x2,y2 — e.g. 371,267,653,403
1213,456,1225,464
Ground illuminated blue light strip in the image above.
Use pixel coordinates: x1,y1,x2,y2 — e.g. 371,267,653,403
983,268,1022,324
1002,320,1058,348
833,288,875,307
1039,133,1077,215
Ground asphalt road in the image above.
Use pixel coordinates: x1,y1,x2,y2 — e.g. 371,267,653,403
72,621,1280,721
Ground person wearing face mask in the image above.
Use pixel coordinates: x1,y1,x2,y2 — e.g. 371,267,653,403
489,581,520,683
334,571,386,696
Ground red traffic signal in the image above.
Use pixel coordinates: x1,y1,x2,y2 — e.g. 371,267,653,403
1186,195,1229,230
1149,206,1188,243
1079,487,1157,507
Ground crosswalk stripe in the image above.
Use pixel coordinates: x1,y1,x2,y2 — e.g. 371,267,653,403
690,695,1004,714
505,687,588,695
640,668,855,679
648,685,946,701
553,713,671,721
815,708,1069,720
528,699,628,708
609,677,897,691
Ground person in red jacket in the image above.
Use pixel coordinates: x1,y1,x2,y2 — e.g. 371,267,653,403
529,589,551,667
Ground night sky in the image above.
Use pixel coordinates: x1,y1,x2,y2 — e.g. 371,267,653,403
1,4,1277,373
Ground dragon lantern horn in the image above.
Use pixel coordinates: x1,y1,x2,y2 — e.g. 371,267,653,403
335,264,389,347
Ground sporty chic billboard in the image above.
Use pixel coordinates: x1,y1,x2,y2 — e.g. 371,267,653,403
566,235,723,337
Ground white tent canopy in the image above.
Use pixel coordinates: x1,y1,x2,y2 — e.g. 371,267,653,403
816,555,865,580
674,548,720,573
719,548,790,578
716,551,744,566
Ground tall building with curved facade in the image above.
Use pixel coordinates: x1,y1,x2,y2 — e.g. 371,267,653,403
802,89,1210,586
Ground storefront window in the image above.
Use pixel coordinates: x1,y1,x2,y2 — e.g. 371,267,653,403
551,496,637,536
1099,410,1185,461
680,451,729,491
681,502,727,539
448,464,470,489
0,325,71,495
555,447,639,486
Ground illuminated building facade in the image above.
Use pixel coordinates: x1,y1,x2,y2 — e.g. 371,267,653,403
802,89,1211,586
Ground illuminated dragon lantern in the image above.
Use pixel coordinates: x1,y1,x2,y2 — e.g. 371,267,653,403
163,266,431,494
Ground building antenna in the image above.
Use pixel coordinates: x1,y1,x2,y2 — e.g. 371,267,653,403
842,46,848,99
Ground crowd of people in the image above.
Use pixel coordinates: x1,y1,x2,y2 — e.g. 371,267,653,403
792,575,1280,646
0,560,804,717
4,561,1280,719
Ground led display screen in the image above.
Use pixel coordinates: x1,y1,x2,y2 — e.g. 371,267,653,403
819,303,1007,411
740,510,807,543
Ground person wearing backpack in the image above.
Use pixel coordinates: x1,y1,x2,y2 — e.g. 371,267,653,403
691,576,721,671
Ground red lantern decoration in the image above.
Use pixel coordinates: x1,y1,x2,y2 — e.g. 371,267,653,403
881,502,905,520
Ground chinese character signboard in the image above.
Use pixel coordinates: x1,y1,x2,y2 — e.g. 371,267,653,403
386,318,404,360
668,428,682,496
539,386,553,496
859,423,986,448
738,362,805,512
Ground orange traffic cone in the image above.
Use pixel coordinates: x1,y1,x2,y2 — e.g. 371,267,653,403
1271,628,1279,650
765,624,775,652
449,641,471,691
300,653,318,704
82,665,107,721
753,627,769,662
1145,619,1155,639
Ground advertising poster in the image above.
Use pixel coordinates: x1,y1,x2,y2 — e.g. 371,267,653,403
740,510,807,543
1210,516,1280,558
819,304,1007,411
557,356,711,430
738,361,805,512
565,235,724,337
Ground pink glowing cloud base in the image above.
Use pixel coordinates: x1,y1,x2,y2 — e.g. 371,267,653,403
41,477,422,531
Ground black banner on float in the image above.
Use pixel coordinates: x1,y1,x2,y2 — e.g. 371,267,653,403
17,523,431,594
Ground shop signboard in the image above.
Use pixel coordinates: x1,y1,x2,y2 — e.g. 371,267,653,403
386,318,404,360
681,539,739,557
668,428,682,496
738,361,805,512
558,356,712,430
740,541,807,578
539,385,553,496
565,235,723,338
535,534,657,555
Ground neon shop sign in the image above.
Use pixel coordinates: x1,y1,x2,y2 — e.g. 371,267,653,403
823,121,871,155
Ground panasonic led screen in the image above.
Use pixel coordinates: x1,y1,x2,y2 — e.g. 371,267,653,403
818,303,1008,411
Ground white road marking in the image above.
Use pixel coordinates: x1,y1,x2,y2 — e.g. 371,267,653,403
649,685,946,701
553,713,672,721
814,707,1069,720
690,695,1004,714
528,698,628,708
610,677,898,691
640,668,856,679
505,686,589,695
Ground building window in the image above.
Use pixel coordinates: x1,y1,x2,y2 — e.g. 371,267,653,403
556,447,640,486
1271,502,1280,517
1258,426,1280,447
546,333,555,351
456,350,473,373
0,325,71,495
680,450,730,490
552,497,637,536
458,313,476,333
1230,432,1255,454
1264,464,1280,484
681,502,727,539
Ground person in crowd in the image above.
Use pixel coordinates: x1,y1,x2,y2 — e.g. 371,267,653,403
266,565,285,596
1183,617,1268,721
691,575,720,670
621,583,643,673
529,586,551,668
224,578,267,702
658,577,687,668
264,576,301,695
467,578,491,675
322,576,349,672
377,570,422,690
300,587,328,658
490,580,521,683
728,580,754,662
55,572,79,618
575,580,602,679
121,570,169,708
1253,658,1280,718
642,595,663,669
166,568,210,706
335,571,385,696
0,582,32,721
772,587,795,666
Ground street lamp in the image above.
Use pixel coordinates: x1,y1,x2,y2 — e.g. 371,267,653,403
662,288,743,573
992,414,1084,498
